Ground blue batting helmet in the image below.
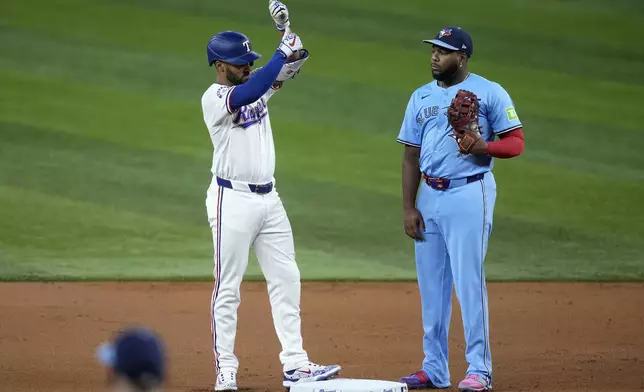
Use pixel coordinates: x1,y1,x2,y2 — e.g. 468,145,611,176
207,31,261,66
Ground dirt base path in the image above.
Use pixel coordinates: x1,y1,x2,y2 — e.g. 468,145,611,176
1,282,643,392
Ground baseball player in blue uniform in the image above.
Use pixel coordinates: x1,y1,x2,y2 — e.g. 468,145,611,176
397,27,525,392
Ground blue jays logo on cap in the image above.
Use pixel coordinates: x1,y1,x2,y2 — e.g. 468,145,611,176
438,28,452,38
423,26,474,57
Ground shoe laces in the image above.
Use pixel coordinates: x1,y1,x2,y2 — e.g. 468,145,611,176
218,371,235,383
303,361,326,371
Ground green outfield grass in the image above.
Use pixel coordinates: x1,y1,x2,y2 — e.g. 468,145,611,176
1,0,643,281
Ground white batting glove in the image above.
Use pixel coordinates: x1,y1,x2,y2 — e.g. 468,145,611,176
269,0,290,31
277,31,303,59
276,49,310,81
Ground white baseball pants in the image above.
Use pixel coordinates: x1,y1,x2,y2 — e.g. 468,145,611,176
206,180,309,374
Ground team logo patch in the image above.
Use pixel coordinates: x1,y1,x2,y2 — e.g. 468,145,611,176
438,28,452,38
505,106,518,121
216,86,231,99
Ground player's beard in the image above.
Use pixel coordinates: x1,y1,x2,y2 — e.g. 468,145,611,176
432,61,459,83
226,69,250,86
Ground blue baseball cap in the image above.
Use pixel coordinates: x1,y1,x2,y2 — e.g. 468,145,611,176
423,26,473,57
97,327,166,384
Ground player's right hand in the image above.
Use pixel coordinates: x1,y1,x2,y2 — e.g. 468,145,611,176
404,207,425,241
277,31,303,59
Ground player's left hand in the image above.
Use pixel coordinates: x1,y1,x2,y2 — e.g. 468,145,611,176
448,89,486,156
455,131,488,155
276,49,310,81
269,0,290,31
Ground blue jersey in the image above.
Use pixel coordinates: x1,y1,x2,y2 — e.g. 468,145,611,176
397,73,522,179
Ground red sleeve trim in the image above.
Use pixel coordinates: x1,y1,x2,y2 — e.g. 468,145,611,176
487,128,524,158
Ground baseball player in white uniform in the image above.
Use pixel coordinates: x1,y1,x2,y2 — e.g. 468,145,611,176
201,2,341,390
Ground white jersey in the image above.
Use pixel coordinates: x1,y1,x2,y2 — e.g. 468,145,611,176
201,83,279,184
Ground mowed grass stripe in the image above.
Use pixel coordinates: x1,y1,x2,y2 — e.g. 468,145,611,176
0,184,416,281
0,121,211,225
0,69,208,155
0,185,208,257
1,179,641,281
111,0,644,85
2,176,641,282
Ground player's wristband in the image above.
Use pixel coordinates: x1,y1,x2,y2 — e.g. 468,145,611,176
228,51,287,111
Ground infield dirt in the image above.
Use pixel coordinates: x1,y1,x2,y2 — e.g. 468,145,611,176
1,282,643,392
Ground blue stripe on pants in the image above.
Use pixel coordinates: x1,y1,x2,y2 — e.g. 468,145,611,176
210,186,224,372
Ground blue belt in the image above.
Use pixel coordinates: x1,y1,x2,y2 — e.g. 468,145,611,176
422,172,485,191
216,177,274,194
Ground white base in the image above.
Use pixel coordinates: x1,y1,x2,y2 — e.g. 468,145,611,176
290,378,408,392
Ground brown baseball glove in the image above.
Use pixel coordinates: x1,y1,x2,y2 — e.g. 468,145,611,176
447,89,483,155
